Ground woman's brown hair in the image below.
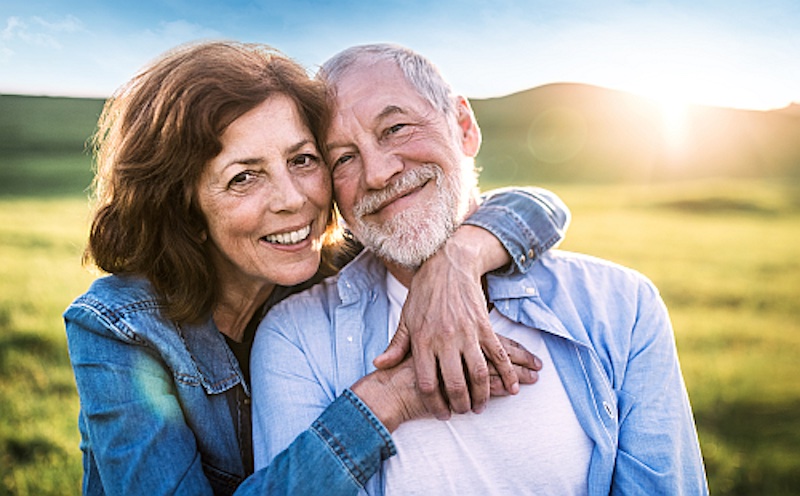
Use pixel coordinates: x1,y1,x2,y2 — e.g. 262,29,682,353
86,40,337,324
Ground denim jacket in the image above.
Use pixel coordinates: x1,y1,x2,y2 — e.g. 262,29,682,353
251,251,708,495
64,187,569,495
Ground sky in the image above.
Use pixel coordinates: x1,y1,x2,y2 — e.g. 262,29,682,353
1,0,798,111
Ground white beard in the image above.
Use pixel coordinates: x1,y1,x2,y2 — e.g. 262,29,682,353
350,162,476,269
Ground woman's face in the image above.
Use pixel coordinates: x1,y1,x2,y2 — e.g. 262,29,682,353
197,94,331,294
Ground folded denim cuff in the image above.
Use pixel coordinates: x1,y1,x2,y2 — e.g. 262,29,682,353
311,389,396,487
464,205,561,276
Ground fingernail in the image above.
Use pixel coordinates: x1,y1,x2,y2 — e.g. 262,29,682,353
510,383,520,395
534,357,542,369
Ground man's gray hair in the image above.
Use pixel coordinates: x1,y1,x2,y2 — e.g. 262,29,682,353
319,43,456,118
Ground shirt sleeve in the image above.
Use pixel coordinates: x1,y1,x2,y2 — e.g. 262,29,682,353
463,186,571,275
610,279,708,494
248,306,395,495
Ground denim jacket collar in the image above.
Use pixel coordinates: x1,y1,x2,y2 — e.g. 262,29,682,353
178,318,247,395
94,274,246,395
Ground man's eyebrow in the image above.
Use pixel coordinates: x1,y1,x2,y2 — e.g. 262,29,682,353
326,105,408,150
376,105,405,122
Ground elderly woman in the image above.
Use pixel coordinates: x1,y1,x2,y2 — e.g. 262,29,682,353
64,41,568,495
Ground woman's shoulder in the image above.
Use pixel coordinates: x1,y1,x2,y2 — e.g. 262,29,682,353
64,274,171,341
69,274,161,313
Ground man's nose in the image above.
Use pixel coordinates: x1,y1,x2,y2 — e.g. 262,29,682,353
362,144,403,190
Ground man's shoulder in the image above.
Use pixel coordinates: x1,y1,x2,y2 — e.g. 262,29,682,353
538,250,651,285
266,273,342,323
514,250,661,307
260,249,387,335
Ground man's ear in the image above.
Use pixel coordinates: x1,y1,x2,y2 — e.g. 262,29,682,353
454,96,481,157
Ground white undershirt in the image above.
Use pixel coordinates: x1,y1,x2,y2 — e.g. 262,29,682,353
382,272,593,495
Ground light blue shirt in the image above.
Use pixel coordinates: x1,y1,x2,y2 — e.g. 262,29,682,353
252,249,708,495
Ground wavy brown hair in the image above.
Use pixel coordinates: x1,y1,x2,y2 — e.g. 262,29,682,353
86,40,339,324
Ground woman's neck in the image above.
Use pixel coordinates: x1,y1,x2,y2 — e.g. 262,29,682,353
213,283,275,342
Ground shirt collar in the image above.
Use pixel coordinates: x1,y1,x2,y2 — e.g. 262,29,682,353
337,250,388,304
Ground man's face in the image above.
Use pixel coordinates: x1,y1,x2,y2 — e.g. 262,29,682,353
326,59,478,268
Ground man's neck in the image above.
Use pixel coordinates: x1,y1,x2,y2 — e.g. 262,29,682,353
383,261,417,289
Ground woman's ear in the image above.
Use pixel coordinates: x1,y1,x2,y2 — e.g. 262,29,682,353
454,96,481,157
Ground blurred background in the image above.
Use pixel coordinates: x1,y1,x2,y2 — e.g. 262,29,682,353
1,1,799,494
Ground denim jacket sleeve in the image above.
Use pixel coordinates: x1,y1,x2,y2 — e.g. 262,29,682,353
465,186,570,275
239,390,393,495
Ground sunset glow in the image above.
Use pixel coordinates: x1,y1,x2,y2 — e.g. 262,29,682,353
658,98,689,152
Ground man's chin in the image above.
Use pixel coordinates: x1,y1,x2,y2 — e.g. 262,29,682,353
374,228,451,269
353,197,457,269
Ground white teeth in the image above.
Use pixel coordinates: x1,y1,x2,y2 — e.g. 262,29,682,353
264,225,311,245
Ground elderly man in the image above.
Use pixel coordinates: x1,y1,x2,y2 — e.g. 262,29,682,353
251,44,708,495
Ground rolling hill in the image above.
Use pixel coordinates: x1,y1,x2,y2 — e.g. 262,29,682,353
2,85,799,191
472,83,800,184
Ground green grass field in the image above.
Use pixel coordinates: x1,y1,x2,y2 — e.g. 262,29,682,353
1,153,799,494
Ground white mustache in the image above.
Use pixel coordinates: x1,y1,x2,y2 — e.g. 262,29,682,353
354,164,441,219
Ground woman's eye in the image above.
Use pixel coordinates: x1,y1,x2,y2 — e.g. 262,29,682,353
228,171,254,188
291,153,319,169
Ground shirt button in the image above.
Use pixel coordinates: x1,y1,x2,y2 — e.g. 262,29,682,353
603,401,614,418
347,336,353,343
519,254,527,264
527,249,535,259
525,287,536,295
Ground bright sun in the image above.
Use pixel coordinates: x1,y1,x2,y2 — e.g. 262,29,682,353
655,96,690,152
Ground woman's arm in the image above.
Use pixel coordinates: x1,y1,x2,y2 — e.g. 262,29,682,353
67,295,395,496
249,301,413,495
65,307,219,495
244,388,396,495
375,186,570,418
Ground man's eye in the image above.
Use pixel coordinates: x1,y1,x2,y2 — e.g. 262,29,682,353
386,123,406,135
333,154,354,168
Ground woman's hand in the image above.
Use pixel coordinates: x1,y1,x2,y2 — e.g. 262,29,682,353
351,356,430,432
374,225,536,419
